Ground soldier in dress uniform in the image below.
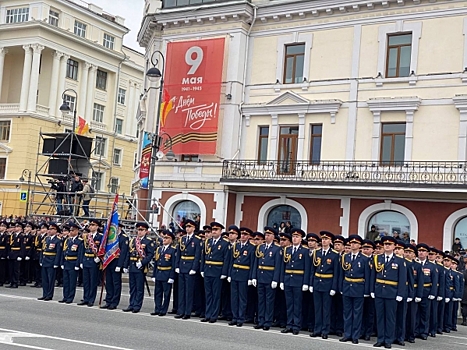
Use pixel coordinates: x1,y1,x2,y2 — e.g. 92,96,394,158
427,247,443,337
20,222,34,286
303,233,319,333
55,224,68,287
361,239,376,341
0,220,8,286
414,243,438,340
200,222,230,323
338,235,370,344
280,228,310,335
252,226,281,331
450,258,462,331
31,222,48,288
273,231,291,328
151,230,177,316
245,231,263,324
393,241,411,346
228,226,255,327
220,225,239,321
6,221,26,288
123,222,155,313
78,219,103,307
38,222,62,301
331,234,346,337
375,240,384,255
59,223,82,304
404,243,423,343
175,219,201,319
101,223,129,310
442,254,455,332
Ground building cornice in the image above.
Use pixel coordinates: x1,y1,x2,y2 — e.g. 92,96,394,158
367,97,421,112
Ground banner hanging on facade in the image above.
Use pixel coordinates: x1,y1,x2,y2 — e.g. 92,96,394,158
139,132,152,189
161,38,225,155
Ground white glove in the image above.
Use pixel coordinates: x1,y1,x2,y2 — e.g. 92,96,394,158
309,286,314,293
115,267,121,273
415,297,421,303
123,268,129,273
17,257,22,261
364,294,369,298
189,270,196,275
74,266,79,271
136,261,142,269
396,296,403,302
40,263,42,266
445,298,450,303
25,256,30,261
201,272,205,278
168,279,174,284
370,292,375,298
94,257,100,264
407,297,413,302
220,275,227,279
302,284,309,292
330,289,336,296
175,268,180,274
79,263,83,269
271,281,277,289
61,265,64,270
53,265,58,268
280,282,284,290
436,296,442,302
247,279,252,286
428,295,435,300
251,279,257,287
227,277,231,283
151,277,156,282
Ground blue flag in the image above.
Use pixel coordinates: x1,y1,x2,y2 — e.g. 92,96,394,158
98,195,120,270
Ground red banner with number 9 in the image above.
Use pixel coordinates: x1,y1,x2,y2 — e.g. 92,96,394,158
161,38,225,155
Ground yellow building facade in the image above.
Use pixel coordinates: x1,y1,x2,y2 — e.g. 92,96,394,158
0,0,144,217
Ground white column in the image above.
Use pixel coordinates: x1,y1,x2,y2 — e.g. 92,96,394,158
85,65,97,122
48,51,63,117
371,111,381,161
0,47,8,100
269,114,279,160
404,110,414,162
19,45,33,112
27,44,45,112
297,113,305,161
56,54,69,116
125,81,134,135
79,62,91,116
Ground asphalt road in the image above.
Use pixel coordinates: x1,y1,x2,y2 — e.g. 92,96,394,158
0,284,466,350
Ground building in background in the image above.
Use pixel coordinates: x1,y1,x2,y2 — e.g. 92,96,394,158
0,0,144,217
137,0,467,250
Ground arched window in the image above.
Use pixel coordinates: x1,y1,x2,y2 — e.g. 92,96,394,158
267,205,301,230
172,200,201,230
454,217,467,252
368,210,410,239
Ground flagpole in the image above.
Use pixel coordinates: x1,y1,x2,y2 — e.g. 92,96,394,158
98,269,106,307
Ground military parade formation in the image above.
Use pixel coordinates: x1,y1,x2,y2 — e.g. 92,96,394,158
0,217,466,349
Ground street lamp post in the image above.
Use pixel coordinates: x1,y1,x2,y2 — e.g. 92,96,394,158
19,169,32,217
59,89,78,134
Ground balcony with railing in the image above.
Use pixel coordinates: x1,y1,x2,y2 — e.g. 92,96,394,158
221,160,467,190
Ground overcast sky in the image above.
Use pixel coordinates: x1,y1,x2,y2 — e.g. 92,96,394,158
90,0,145,52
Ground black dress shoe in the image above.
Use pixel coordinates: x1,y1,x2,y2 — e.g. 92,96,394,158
132,309,140,313
100,304,110,309
37,297,46,300
310,332,321,337
394,340,405,346
443,329,450,333
384,344,391,349
281,328,292,334
322,334,328,339
30,284,37,288
201,318,209,322
168,310,177,314
159,313,166,317
293,329,299,335
272,322,280,327
77,301,88,306
263,326,270,331
352,340,359,344
429,333,436,338
236,323,243,327
65,301,73,304
174,314,184,319
254,325,262,329
209,319,217,323
122,307,133,312
364,336,371,341
420,335,427,340
373,342,384,347
336,332,343,337
87,303,93,307
58,300,66,303
108,306,116,310
150,312,158,316
228,321,237,326
44,298,52,301
182,315,191,320
407,339,415,343
19,282,26,286
340,337,351,342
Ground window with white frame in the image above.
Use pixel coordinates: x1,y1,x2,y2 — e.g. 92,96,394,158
115,118,123,134
92,171,104,191
133,152,138,168
96,70,107,90
48,10,59,26
6,7,29,23
66,59,79,80
113,148,122,165
0,121,11,142
92,104,104,123
103,33,115,50
74,20,87,38
94,137,106,157
109,177,119,194
117,88,126,105
0,158,6,179
64,95,76,113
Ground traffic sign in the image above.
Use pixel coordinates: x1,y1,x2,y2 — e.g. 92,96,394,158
20,191,28,202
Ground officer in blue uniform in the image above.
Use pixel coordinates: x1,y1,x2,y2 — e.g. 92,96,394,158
404,243,423,343
59,223,82,303
123,222,155,313
303,233,319,333
252,226,281,331
431,248,446,336
310,231,339,339
0,220,9,286
450,258,463,331
101,223,129,310
151,230,177,316
31,223,48,288
273,231,291,328
394,241,411,346
371,236,407,349
414,243,438,340
280,228,310,335
78,219,103,307
331,235,346,337
175,219,202,319
443,254,455,332
339,235,370,344
361,239,376,341
220,226,238,322
228,226,255,327
38,222,62,301
6,222,26,288
200,222,230,323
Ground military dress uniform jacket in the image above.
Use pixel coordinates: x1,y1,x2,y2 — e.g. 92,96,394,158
61,237,83,270
128,236,155,273
0,233,8,259
310,249,339,292
252,243,281,284
81,233,103,268
370,254,407,299
32,234,46,260
176,234,202,273
7,233,25,260
419,261,439,298
409,260,424,299
339,252,371,297
280,245,311,287
229,242,255,282
152,245,176,282
23,233,34,259
201,238,230,278
453,270,463,300
403,258,414,299
115,233,130,269
437,263,446,299
40,236,62,268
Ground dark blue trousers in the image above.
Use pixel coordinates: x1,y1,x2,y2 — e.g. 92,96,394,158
231,280,248,323
62,268,77,302
375,297,397,344
274,289,287,326
416,297,431,336
285,285,302,331
178,273,195,316
41,266,56,299
343,296,364,340
204,276,222,321
406,301,417,341
429,300,439,334
221,279,232,319
129,270,144,310
105,262,122,307
257,282,276,327
395,300,408,342
361,297,375,338
314,291,332,335
331,293,344,334
83,264,99,303
444,300,453,331
437,299,445,332
154,280,172,314
452,301,459,330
